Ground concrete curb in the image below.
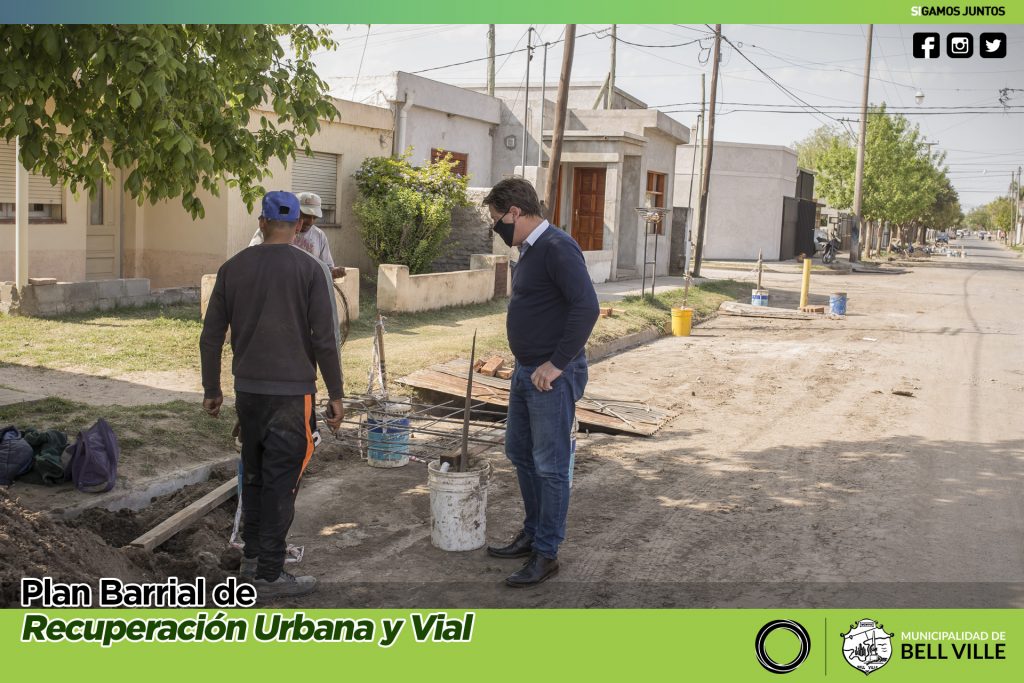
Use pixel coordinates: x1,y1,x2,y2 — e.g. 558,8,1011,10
48,457,237,519
587,327,665,363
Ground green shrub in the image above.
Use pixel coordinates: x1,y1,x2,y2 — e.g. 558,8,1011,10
353,151,470,274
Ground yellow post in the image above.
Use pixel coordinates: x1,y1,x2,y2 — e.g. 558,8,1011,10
799,257,811,309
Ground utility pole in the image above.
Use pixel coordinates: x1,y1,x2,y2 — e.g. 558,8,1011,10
693,74,706,269
539,42,549,166
606,24,617,109
682,112,701,276
851,23,873,263
545,25,576,220
691,25,721,279
520,28,534,174
1016,166,1022,245
1013,166,1022,245
487,25,495,96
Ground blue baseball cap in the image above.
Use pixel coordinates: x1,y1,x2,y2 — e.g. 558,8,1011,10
260,191,301,222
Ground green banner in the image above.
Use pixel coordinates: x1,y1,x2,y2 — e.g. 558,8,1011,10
2,1,1022,24
4,609,1023,681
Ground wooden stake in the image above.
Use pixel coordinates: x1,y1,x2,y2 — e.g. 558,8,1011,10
375,313,388,396
460,331,477,472
757,249,763,291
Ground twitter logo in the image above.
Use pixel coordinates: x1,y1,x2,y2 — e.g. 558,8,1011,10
980,32,1007,58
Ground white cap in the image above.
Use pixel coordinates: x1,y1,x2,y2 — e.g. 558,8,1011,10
297,192,323,218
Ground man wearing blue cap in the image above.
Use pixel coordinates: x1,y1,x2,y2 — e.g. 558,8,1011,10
200,190,345,601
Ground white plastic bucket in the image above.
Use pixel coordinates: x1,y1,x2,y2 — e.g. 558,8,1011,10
428,459,491,551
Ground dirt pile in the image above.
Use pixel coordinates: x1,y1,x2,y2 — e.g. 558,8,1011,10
0,466,241,607
0,489,152,606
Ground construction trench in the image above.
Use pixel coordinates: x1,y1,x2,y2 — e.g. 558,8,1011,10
0,316,669,608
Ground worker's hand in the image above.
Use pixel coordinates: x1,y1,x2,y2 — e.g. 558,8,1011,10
203,394,223,418
331,266,347,279
531,362,563,392
325,398,345,432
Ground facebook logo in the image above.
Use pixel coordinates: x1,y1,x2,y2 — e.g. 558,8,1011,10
913,32,940,58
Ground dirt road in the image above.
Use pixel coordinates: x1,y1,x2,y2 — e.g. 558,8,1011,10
282,238,1024,608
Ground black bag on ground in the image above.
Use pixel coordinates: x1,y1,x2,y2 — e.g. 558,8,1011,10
24,429,69,485
0,426,34,485
69,419,119,493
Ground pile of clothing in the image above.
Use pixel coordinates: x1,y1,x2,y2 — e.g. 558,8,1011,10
0,419,119,492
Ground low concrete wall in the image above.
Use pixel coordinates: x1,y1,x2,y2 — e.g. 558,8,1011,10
200,270,360,322
377,254,509,314
1,279,199,317
583,249,614,283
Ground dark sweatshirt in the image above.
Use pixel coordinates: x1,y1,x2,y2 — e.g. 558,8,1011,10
506,226,601,369
200,243,343,400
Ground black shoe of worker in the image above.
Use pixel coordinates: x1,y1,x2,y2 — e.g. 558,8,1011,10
505,553,559,588
487,530,534,559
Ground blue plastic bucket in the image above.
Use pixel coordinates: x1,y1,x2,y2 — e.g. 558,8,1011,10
829,292,848,316
367,405,411,468
751,289,769,307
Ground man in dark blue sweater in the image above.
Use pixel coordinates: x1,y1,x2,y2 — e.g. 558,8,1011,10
484,178,600,587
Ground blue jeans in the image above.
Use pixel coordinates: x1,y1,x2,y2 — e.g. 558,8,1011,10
505,356,588,559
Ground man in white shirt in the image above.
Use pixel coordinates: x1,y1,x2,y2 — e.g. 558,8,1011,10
249,192,345,278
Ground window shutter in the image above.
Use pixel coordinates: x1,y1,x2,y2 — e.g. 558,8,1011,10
0,140,65,205
291,151,338,211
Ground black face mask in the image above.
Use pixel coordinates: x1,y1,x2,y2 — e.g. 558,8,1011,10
492,211,515,247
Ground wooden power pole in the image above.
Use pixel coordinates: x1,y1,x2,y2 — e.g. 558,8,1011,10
691,25,722,279
851,24,873,263
544,25,575,220
487,25,495,96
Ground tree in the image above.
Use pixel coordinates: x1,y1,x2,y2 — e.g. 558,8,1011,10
793,125,848,174
353,152,471,274
965,206,992,230
0,25,338,217
803,105,959,254
989,196,1013,233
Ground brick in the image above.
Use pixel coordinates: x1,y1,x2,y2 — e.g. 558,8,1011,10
496,368,513,380
479,356,505,377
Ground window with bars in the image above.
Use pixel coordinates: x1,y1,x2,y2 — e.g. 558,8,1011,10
431,149,469,177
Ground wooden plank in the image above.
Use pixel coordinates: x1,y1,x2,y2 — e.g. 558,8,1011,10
719,301,820,320
128,478,238,552
398,369,671,436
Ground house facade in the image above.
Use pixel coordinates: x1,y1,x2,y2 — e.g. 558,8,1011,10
480,83,688,282
2,97,393,289
675,141,799,261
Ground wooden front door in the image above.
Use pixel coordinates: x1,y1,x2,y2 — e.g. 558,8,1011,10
571,168,606,251
86,182,121,280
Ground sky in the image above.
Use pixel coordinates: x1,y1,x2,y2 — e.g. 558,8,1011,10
311,23,1024,210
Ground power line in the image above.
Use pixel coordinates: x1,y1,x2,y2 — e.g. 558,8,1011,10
412,28,601,75
719,33,842,127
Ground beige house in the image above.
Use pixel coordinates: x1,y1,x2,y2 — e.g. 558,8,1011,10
2,97,393,290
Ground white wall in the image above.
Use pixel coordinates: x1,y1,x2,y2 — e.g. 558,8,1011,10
675,142,797,261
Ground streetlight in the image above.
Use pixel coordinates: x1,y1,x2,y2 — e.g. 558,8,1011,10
915,90,925,105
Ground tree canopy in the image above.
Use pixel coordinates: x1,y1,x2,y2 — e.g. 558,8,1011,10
795,106,961,233
0,24,338,217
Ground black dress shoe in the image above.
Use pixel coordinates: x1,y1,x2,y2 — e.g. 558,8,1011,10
505,553,559,588
487,530,534,559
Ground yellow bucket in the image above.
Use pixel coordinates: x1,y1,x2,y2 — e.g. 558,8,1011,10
671,307,693,336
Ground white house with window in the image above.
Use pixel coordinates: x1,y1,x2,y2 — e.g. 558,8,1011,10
2,97,394,289
338,71,502,186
